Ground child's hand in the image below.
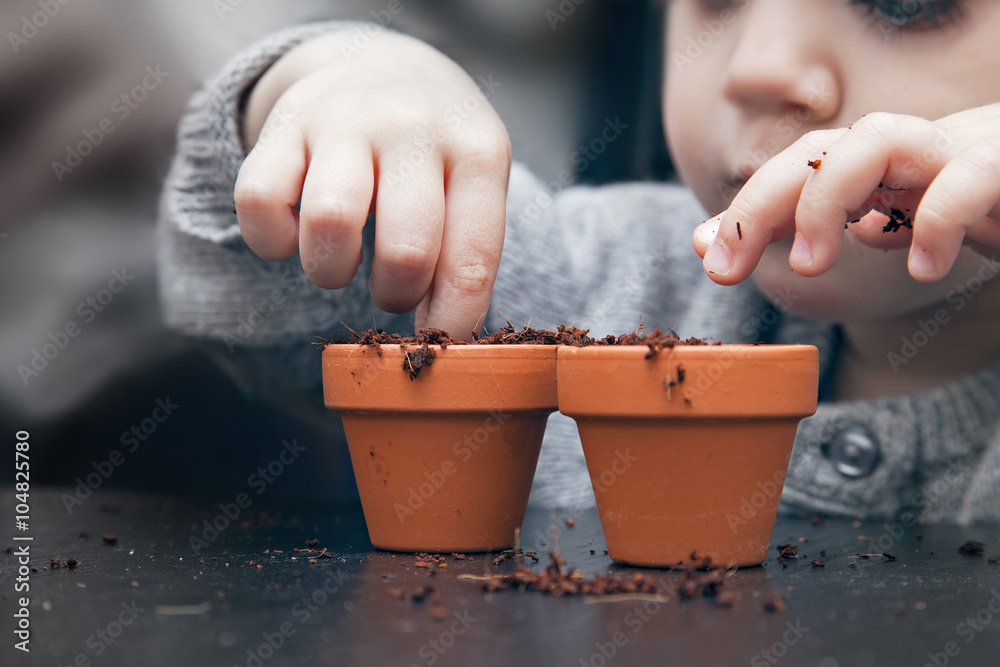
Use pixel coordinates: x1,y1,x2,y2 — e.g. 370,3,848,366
234,31,511,340
693,105,1000,285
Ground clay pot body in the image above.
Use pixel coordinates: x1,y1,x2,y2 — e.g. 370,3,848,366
557,344,818,567
323,344,557,552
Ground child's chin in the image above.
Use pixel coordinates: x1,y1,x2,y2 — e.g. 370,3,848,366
751,243,929,324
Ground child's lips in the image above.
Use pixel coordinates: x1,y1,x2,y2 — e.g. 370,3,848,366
727,162,757,188
730,173,749,189
722,167,754,200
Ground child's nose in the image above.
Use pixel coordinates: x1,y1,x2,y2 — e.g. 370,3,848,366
721,6,840,124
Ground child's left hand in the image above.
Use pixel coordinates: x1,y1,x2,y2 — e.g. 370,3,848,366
693,104,1000,285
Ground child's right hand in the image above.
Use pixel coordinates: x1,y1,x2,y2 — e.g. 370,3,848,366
234,30,511,340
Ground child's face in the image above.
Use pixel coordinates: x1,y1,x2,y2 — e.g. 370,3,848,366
663,0,1000,321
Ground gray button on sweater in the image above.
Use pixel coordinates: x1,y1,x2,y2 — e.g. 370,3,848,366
157,22,1000,523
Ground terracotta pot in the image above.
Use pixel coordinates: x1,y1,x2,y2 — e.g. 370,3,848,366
557,344,818,568
323,344,557,552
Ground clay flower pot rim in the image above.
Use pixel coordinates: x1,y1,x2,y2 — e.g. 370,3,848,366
557,343,819,420
324,343,559,355
555,343,816,355
323,343,558,413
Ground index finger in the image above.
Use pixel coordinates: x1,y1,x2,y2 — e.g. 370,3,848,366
700,129,845,285
417,152,509,340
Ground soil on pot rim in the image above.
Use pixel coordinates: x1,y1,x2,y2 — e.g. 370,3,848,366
322,323,717,378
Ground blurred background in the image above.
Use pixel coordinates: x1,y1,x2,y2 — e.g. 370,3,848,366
0,0,673,503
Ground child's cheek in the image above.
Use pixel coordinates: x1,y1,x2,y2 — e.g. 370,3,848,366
663,78,716,207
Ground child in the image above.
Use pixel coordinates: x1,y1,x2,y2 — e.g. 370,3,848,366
158,1,1000,522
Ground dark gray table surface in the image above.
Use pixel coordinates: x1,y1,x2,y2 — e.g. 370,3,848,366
2,489,1000,667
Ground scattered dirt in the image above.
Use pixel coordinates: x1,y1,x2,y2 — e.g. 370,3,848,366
415,553,449,569
427,604,449,620
959,540,986,556
851,553,898,563
389,583,436,603
764,592,787,613
882,207,913,233
776,544,798,558
455,549,735,605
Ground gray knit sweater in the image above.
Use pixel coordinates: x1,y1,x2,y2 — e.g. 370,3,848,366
157,22,1000,523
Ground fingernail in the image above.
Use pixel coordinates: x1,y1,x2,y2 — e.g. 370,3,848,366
703,241,733,276
789,233,813,268
909,247,936,279
695,217,721,245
